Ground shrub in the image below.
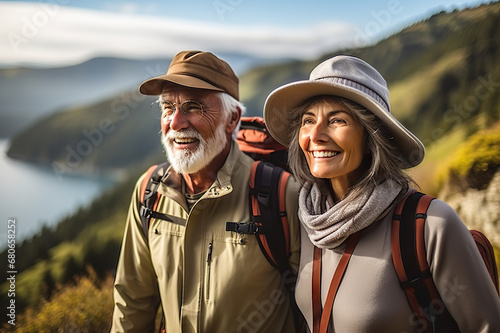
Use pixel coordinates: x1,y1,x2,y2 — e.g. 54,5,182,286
440,125,500,190
2,269,113,333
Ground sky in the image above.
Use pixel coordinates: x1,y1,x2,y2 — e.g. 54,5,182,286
0,0,495,67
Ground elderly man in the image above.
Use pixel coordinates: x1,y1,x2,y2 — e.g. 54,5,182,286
111,51,301,333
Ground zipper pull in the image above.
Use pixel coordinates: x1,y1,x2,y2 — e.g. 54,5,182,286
207,242,213,264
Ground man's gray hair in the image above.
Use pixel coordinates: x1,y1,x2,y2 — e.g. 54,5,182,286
217,92,246,139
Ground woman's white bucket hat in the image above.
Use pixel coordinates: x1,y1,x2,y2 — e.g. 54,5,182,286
263,55,425,168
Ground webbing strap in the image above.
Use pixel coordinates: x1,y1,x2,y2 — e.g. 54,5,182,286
312,231,362,333
140,206,174,223
279,171,291,255
312,247,322,333
140,165,158,202
392,191,437,331
399,192,425,285
139,162,169,240
391,191,459,333
251,161,290,270
249,161,305,331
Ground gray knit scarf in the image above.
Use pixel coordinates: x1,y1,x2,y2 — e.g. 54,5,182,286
299,179,404,249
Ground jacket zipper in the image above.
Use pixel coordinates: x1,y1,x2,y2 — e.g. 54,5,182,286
205,241,213,301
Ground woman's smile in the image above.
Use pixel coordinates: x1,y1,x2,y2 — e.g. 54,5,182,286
310,150,341,158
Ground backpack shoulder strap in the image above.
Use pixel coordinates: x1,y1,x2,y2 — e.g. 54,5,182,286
249,160,291,272
249,160,306,332
391,191,459,333
139,162,170,241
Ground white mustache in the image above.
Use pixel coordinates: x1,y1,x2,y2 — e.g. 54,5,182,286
166,129,202,142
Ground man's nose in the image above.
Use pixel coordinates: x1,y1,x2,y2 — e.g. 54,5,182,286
167,106,189,132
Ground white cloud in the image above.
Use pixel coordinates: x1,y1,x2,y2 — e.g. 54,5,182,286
114,3,141,14
0,2,358,68
103,1,160,15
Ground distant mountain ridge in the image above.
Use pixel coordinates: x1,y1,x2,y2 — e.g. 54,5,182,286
6,2,500,183
0,57,167,138
0,52,272,138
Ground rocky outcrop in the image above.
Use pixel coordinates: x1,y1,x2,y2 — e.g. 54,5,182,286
440,171,500,246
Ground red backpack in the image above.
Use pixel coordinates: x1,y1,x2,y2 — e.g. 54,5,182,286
391,191,499,333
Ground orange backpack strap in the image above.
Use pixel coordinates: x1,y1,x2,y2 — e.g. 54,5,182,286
247,160,291,270
140,164,159,203
225,160,292,269
312,246,322,333
391,191,459,333
227,160,306,331
312,231,362,333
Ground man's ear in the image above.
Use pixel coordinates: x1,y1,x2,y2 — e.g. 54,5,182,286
226,107,242,133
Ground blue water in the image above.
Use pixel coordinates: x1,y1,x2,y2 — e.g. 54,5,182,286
0,139,115,248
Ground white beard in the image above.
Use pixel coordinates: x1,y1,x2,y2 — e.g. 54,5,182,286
162,122,228,174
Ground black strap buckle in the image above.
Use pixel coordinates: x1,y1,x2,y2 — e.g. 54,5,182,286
140,205,152,219
400,269,432,290
226,222,261,234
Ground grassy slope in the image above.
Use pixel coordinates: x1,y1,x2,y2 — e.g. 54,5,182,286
13,209,125,305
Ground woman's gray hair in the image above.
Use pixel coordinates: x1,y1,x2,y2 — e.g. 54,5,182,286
288,95,416,200
217,92,246,139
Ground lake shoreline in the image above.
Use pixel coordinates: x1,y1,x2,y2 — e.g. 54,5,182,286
0,139,118,247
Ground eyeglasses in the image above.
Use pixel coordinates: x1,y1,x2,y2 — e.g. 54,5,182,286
151,100,205,121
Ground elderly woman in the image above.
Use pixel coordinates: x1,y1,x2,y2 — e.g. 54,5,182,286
264,55,500,333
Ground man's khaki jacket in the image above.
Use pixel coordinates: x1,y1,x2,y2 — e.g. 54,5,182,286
111,142,301,333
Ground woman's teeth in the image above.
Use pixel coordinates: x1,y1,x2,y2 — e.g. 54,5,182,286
312,151,340,158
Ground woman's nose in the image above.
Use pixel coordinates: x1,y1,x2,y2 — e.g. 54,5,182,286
309,122,329,143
